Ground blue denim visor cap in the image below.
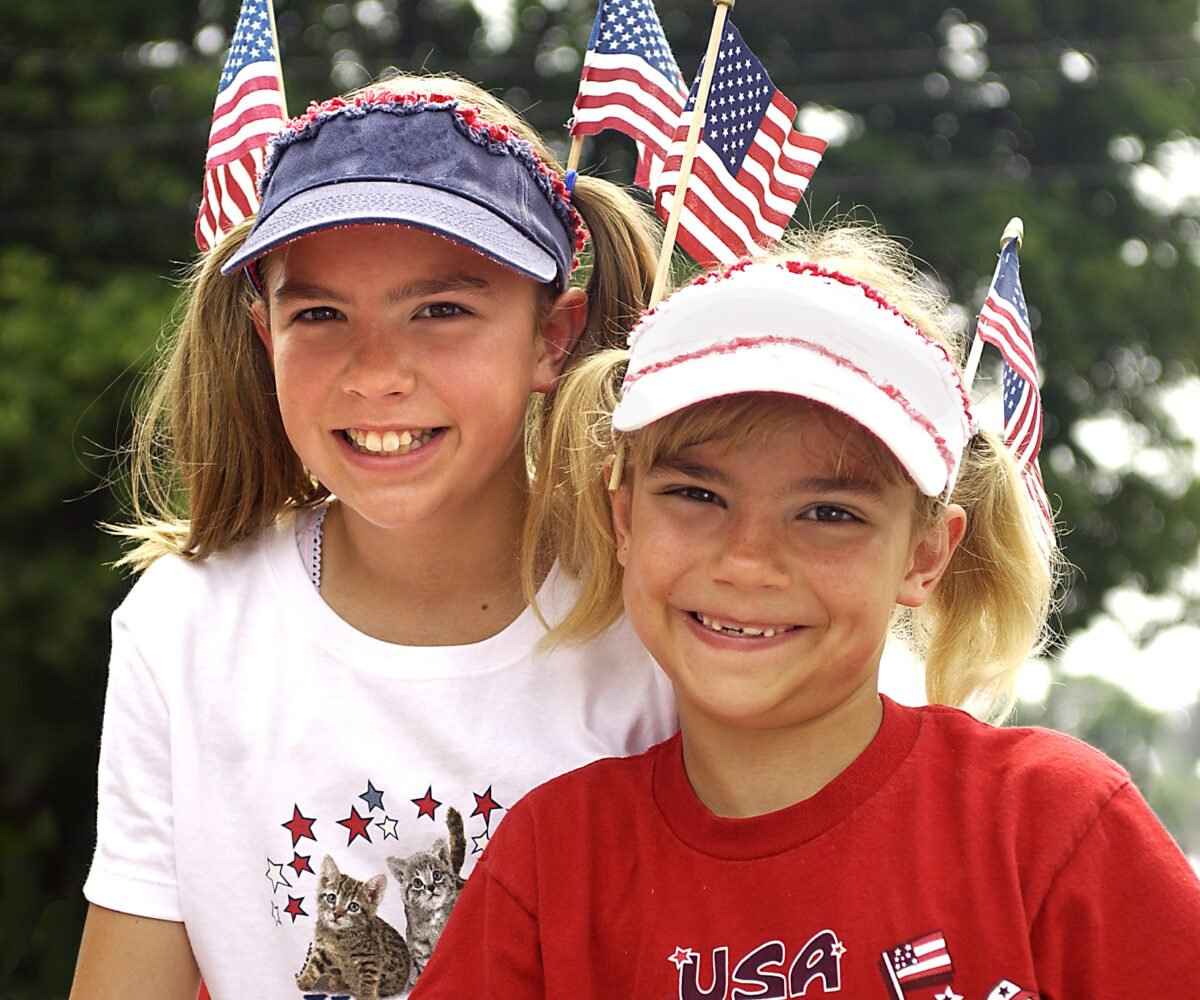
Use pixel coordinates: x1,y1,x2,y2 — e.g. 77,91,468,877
220,105,574,288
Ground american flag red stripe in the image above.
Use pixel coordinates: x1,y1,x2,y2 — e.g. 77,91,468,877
195,0,287,252
651,20,826,266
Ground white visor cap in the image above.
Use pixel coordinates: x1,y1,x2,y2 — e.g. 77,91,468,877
612,263,976,497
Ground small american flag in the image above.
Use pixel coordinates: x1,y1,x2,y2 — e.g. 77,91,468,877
194,0,287,252
976,238,1054,540
651,19,826,266
571,0,688,189
879,931,955,998
986,981,1038,1000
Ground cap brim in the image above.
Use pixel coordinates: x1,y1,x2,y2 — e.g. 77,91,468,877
220,180,558,284
612,342,952,496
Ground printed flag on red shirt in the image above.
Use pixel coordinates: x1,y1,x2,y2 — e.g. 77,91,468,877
651,18,826,266
878,930,955,998
986,980,1039,1000
975,238,1054,546
571,0,688,189
194,0,287,251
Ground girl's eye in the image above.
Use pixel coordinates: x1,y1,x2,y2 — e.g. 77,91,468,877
801,504,860,523
664,485,723,506
414,301,468,320
292,306,342,323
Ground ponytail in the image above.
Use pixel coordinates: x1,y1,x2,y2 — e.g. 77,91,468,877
907,431,1060,720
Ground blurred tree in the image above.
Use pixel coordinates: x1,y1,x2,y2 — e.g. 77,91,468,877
1,0,1198,995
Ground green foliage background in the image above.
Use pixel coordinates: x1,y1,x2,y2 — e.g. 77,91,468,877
2,0,1198,995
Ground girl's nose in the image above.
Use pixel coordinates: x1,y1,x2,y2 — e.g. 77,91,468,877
342,330,417,399
712,514,791,589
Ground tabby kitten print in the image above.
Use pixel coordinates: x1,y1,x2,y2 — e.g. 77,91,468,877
295,855,411,1000
386,807,466,984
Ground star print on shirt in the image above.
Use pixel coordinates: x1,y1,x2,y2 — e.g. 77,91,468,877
337,805,373,845
935,989,964,1000
470,830,490,856
265,858,292,893
283,895,308,922
471,785,505,827
376,815,401,840
359,780,386,812
667,947,697,971
270,900,282,926
288,853,314,878
411,785,442,821
281,804,317,847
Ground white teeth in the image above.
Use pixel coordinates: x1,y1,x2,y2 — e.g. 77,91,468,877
345,428,436,456
763,628,776,638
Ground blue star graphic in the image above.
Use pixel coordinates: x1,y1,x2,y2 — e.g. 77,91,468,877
359,780,385,812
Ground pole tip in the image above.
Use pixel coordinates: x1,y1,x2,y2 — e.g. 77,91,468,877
1002,217,1024,249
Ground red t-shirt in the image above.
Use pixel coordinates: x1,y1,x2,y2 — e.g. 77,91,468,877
413,696,1200,999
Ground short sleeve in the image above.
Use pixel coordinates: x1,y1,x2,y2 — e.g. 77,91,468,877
1030,781,1200,994
82,607,182,921
411,805,545,998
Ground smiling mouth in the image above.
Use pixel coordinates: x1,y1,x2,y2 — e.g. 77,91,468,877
690,611,800,638
341,427,444,456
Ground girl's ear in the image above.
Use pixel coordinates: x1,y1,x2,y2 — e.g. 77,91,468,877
610,477,633,567
896,503,967,608
250,300,274,361
532,287,589,392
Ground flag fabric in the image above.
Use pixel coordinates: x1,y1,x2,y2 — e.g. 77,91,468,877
651,19,826,266
878,931,955,998
570,0,688,189
976,238,1054,540
986,981,1038,1000
195,0,287,251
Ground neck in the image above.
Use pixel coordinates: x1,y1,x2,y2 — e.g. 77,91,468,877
679,680,883,818
319,453,533,646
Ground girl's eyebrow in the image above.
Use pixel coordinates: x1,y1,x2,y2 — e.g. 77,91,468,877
651,460,884,497
271,274,491,305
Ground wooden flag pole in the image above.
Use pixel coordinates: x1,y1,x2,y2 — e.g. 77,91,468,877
962,216,1024,392
566,134,585,175
267,0,288,114
648,0,735,307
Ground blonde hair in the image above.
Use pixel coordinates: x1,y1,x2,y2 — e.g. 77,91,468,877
523,223,1061,720
114,72,659,571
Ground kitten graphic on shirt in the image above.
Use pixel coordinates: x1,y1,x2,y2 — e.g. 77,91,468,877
295,855,411,1000
387,807,466,984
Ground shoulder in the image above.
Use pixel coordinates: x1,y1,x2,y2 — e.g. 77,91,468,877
911,702,1130,815
117,516,291,620
482,739,668,862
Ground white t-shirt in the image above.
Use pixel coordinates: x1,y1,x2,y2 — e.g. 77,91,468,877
84,511,676,998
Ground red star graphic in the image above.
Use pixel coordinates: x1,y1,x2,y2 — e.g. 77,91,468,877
471,785,505,827
288,852,314,877
337,805,373,845
281,805,317,847
411,785,442,821
283,895,308,922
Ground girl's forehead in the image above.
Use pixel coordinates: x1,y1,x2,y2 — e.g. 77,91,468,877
642,394,905,481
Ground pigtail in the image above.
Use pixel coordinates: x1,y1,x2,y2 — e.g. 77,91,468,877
521,174,660,619
112,221,325,571
521,349,630,642
567,176,659,358
908,431,1060,720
